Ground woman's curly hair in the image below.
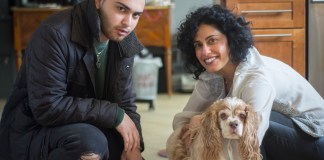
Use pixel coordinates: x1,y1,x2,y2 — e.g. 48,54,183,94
177,4,253,79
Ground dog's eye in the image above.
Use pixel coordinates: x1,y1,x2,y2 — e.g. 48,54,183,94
239,113,246,120
220,113,228,120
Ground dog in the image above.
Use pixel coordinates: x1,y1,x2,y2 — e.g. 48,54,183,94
169,97,262,160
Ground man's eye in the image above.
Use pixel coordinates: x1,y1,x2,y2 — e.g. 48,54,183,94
133,13,141,19
119,6,126,12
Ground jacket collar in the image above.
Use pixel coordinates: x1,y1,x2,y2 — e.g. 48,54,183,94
70,0,94,48
118,32,143,58
70,0,143,57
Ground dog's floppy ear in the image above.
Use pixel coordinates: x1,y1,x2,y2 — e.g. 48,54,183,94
170,124,191,160
199,102,223,159
239,104,262,160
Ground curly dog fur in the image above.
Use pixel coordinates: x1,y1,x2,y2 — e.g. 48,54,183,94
169,97,262,160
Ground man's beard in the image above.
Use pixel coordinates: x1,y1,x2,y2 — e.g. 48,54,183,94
98,8,125,42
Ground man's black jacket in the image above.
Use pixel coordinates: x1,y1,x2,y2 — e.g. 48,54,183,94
0,0,144,159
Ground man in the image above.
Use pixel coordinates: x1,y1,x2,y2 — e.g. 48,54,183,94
0,0,145,159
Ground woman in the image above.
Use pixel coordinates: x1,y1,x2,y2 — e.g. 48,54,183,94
166,4,324,160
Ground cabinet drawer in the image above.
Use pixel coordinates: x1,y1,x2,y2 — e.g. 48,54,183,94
252,28,305,76
225,0,305,29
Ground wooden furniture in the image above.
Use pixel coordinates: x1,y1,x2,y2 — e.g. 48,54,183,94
12,5,173,96
135,5,172,96
12,7,66,71
221,0,306,77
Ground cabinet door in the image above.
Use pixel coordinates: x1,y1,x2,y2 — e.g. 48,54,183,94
225,0,305,29
252,28,305,76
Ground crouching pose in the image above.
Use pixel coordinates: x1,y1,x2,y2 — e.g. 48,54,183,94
0,0,146,159
166,4,324,160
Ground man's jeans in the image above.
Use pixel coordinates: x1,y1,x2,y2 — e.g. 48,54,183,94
29,123,123,160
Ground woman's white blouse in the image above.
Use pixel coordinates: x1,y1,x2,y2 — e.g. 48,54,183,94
167,47,324,155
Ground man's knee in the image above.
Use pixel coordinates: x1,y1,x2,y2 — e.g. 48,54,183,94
80,153,101,160
70,124,108,159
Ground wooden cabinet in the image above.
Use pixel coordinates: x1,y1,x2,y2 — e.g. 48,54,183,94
222,0,306,77
12,7,65,71
12,5,173,96
135,6,172,96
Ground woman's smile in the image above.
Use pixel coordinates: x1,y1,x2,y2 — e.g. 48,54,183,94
194,24,230,73
204,56,219,65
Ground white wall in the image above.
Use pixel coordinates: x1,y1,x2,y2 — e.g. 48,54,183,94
171,0,214,35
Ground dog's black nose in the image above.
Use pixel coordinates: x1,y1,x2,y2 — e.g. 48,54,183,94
229,122,238,129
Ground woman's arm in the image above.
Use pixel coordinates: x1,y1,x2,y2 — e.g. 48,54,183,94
238,80,276,144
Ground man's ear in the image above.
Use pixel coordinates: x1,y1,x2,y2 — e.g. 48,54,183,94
95,0,101,9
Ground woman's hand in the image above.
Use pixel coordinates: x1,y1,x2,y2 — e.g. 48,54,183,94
116,114,140,152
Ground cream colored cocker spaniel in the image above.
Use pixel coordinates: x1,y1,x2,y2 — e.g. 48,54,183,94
169,97,262,160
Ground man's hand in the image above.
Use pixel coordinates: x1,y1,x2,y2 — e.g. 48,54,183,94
120,148,142,160
116,113,140,152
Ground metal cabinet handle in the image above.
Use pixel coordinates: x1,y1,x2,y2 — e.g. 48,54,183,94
253,34,292,37
241,9,292,14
